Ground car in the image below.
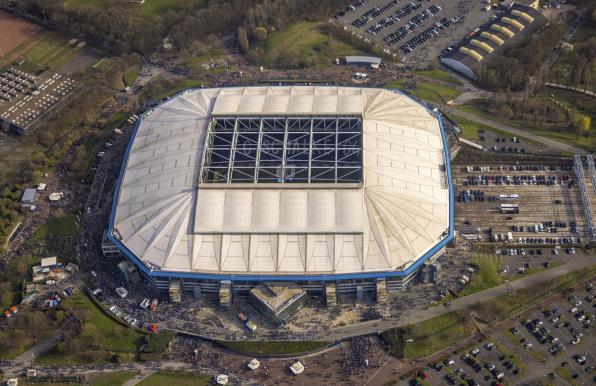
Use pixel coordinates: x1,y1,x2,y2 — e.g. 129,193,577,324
471,348,481,356
455,368,464,376
486,363,496,371
45,280,55,285
433,363,443,371
485,342,495,350
524,343,533,349
571,307,578,313
444,359,455,367
576,356,586,365
109,305,117,313
91,270,97,278
574,300,582,306
571,337,581,345
578,314,586,321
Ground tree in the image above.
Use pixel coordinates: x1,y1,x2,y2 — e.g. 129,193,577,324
238,27,249,53
575,114,592,138
253,27,268,41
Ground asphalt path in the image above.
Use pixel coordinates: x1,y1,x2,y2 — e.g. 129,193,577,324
437,103,589,155
317,254,595,341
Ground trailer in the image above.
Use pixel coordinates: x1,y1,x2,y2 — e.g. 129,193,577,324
500,204,519,214
499,194,519,201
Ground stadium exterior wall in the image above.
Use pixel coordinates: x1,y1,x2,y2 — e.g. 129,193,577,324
107,87,454,293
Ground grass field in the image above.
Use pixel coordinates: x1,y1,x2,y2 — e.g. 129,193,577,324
33,213,78,240
457,101,596,152
18,32,84,73
403,312,470,358
258,21,365,68
137,371,211,386
38,292,145,364
220,340,328,356
385,80,459,103
63,0,193,15
20,371,140,386
123,64,141,87
413,69,463,86
460,254,503,296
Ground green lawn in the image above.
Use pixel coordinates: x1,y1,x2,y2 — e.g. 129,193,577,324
460,254,503,296
142,78,204,102
91,371,140,386
219,340,328,356
381,312,471,359
63,0,195,15
37,292,145,364
258,21,365,68
385,80,459,103
20,371,140,386
457,102,596,152
123,64,141,87
402,312,470,359
33,213,78,240
137,371,211,386
413,69,463,86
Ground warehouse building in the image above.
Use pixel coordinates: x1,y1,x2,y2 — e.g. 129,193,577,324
108,86,453,304
440,3,547,81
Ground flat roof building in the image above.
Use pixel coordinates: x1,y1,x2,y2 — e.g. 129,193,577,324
345,56,382,69
109,86,453,299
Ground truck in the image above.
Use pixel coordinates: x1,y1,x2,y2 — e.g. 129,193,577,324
507,232,513,242
150,298,158,311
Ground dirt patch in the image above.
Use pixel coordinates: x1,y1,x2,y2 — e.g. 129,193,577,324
0,11,41,56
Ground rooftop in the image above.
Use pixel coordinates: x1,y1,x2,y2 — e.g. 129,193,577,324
111,86,451,278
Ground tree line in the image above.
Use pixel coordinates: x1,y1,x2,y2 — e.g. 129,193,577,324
4,0,352,56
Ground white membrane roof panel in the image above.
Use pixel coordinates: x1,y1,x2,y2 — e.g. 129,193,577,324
112,87,449,275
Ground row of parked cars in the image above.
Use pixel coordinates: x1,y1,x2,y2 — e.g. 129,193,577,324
400,12,462,54
464,165,574,173
108,305,138,327
352,0,398,28
383,3,424,43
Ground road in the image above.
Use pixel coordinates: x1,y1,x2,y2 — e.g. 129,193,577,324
437,103,589,155
317,254,595,341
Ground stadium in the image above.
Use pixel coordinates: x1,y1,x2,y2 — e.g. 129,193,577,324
108,86,453,303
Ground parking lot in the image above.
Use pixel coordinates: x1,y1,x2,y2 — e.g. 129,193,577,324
334,0,494,66
0,67,77,132
452,162,590,249
399,282,595,386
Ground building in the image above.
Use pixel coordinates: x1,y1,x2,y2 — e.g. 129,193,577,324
108,86,453,303
440,3,547,81
21,188,37,206
345,56,382,69
101,230,122,257
249,282,307,324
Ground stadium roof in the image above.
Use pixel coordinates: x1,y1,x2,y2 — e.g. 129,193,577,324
440,3,547,80
110,86,451,279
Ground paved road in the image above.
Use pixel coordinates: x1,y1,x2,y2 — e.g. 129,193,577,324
13,318,78,366
318,255,595,341
437,103,589,155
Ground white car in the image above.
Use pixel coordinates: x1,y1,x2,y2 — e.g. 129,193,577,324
571,337,581,345
46,280,55,286
109,306,118,313
129,318,137,326
576,356,586,365
571,307,578,313
471,348,481,356
524,343,533,349
578,315,586,321
574,300,582,306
